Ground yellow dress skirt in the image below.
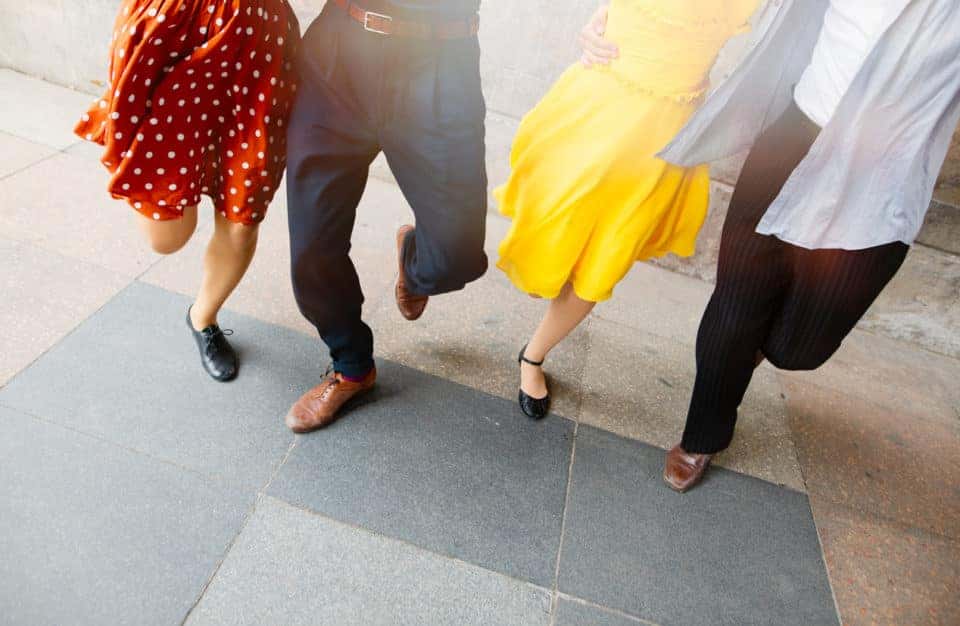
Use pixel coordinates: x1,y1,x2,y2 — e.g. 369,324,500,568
495,0,757,302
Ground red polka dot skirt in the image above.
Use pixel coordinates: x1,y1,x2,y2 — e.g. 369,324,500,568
75,0,300,225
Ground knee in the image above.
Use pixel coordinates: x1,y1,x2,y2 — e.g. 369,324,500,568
147,229,192,255
762,343,835,372
222,221,259,252
456,249,488,284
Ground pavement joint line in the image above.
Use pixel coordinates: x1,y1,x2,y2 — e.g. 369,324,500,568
0,401,251,491
548,420,579,626
258,494,558,595
554,592,662,626
780,373,960,444
808,495,845,626
260,434,299,495
179,494,264,626
0,276,135,394
0,143,62,183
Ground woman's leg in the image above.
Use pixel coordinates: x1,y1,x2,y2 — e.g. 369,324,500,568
139,205,198,255
521,282,596,398
189,211,260,330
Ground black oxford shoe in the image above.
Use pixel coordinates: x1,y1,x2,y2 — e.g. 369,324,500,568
187,308,238,382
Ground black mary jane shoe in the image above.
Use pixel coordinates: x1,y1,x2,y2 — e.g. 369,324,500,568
518,344,551,420
187,308,238,382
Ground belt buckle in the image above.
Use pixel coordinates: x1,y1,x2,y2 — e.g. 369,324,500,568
363,10,393,35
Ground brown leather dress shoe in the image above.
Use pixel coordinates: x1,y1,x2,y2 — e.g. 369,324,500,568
395,225,429,321
663,444,712,493
285,368,377,434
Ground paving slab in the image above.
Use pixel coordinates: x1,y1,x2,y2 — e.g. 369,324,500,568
559,426,837,626
141,177,404,336
859,245,960,359
591,261,712,346
0,151,157,278
0,406,252,626
0,132,56,179
367,213,589,419
781,329,960,426
269,360,574,587
0,69,92,150
810,496,960,626
185,496,553,626
0,236,129,386
555,599,651,626
784,379,960,540
0,281,310,490
580,317,804,491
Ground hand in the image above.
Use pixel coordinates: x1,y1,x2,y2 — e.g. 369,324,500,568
579,5,618,67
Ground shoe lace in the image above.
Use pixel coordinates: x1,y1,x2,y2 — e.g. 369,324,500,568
314,364,340,402
200,327,234,356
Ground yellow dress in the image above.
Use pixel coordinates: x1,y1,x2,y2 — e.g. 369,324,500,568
495,0,759,302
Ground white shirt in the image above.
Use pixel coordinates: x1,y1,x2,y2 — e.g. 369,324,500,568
659,0,960,250
793,1,892,127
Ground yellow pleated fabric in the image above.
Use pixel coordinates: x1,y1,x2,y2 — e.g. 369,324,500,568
495,0,759,302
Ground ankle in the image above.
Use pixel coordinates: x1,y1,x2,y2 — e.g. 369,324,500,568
189,304,217,331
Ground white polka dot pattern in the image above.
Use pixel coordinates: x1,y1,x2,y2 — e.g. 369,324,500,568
75,0,300,225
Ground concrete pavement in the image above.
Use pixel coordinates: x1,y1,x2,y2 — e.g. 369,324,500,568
1,68,958,625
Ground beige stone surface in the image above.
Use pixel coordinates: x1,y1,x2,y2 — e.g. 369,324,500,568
366,214,589,420
0,151,157,278
780,329,960,426
860,245,960,359
591,261,712,346
812,496,960,626
579,317,805,491
140,178,403,336
0,132,55,179
0,69,92,150
0,236,129,386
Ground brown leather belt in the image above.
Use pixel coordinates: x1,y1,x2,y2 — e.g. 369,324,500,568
331,0,480,39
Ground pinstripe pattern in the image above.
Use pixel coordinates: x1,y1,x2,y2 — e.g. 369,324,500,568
681,102,908,454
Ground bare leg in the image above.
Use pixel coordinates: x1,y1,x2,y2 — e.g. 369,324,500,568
521,282,596,398
189,211,260,330
139,205,198,255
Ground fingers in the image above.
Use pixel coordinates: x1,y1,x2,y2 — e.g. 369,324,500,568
579,5,618,67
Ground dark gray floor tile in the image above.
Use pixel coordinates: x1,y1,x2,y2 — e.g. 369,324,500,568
0,407,251,626
186,497,552,626
0,281,319,490
555,599,650,626
559,427,838,626
268,360,574,586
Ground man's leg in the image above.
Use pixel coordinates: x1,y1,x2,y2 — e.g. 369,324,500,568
665,102,821,491
381,34,489,314
284,10,382,432
762,242,909,371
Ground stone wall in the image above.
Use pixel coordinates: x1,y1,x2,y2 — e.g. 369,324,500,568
1,0,958,276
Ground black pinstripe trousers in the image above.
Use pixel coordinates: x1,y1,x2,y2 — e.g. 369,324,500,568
680,102,909,454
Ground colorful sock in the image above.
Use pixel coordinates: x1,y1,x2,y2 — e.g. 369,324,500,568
342,369,372,383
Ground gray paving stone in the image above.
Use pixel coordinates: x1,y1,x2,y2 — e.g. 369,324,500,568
555,599,650,626
0,281,314,490
0,237,129,386
269,360,574,587
185,496,552,626
0,406,251,626
559,426,838,626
